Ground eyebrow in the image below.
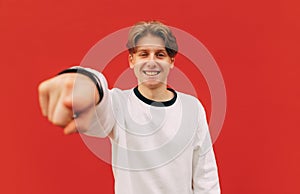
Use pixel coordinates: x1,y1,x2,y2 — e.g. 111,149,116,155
136,48,167,52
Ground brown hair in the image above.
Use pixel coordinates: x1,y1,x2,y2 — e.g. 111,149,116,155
126,21,178,58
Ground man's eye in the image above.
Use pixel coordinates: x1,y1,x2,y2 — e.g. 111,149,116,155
157,53,166,57
139,52,148,56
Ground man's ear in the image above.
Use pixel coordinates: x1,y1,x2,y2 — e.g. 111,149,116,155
128,54,134,68
170,58,175,69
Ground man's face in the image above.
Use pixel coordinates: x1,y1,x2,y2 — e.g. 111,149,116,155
129,34,174,89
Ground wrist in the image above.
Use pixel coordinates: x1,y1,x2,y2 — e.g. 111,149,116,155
58,67,103,105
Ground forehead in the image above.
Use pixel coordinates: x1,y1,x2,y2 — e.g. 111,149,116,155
136,34,165,50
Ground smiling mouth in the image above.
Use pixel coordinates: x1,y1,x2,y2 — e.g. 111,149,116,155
143,71,160,76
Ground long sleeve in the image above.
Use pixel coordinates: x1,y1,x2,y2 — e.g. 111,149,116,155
192,102,221,194
78,67,116,138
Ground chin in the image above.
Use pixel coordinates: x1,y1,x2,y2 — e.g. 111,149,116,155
141,80,165,89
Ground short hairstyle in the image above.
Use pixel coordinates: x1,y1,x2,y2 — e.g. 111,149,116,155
126,21,178,58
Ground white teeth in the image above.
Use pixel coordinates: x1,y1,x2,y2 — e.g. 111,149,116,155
144,71,160,76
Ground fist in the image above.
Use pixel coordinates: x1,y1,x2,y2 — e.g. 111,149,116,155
38,73,99,134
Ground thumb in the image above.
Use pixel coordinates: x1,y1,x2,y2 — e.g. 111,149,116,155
63,111,93,135
63,120,77,135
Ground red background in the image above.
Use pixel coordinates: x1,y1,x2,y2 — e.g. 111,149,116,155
1,0,299,193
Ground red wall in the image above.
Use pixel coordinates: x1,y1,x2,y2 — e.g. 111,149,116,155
1,0,299,193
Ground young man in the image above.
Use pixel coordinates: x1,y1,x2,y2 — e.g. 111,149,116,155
38,21,221,194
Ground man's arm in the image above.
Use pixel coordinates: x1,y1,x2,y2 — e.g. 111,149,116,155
192,146,220,193
192,103,221,193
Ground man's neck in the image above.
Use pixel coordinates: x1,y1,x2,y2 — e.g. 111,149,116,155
138,84,174,102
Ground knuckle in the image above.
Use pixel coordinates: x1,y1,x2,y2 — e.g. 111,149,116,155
38,81,48,94
63,77,75,89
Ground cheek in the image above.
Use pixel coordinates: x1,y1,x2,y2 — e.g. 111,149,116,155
133,65,141,76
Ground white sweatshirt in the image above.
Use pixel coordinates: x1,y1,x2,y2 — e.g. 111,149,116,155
81,68,221,194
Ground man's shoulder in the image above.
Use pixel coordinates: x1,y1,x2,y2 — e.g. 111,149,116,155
176,91,201,103
176,91,205,111
111,87,133,93
110,87,134,101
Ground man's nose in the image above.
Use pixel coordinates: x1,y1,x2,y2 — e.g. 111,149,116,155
148,53,155,60
146,60,157,68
